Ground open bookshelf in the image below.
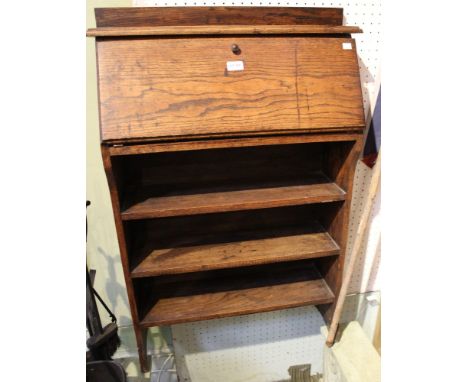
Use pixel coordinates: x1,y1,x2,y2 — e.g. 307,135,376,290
107,139,361,327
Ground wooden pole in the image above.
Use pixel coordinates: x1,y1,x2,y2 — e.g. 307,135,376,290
326,152,381,347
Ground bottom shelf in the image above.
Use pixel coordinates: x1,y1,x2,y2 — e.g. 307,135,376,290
138,260,335,327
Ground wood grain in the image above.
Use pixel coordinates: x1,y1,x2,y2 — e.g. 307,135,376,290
100,145,149,372
96,37,365,142
118,143,328,218
87,25,362,37
126,204,343,257
138,262,334,326
131,222,340,277
94,7,344,28
121,181,346,220
108,133,360,156
106,128,362,145
317,137,363,323
326,153,380,346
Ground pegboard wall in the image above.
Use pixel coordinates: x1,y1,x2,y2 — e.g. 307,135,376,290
172,306,327,382
172,292,380,382
129,2,382,381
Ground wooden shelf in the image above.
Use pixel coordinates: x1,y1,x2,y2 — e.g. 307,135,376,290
139,261,334,326
121,175,345,220
87,25,362,37
131,222,339,278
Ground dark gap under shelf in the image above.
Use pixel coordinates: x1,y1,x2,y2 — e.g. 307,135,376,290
121,171,345,220
127,204,343,277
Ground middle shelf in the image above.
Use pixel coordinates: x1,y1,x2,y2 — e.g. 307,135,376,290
126,204,343,278
131,221,339,278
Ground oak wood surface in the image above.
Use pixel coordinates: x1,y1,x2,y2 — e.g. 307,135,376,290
87,25,362,37
126,204,343,257
326,152,380,346
138,261,334,326
94,7,344,27
96,37,364,142
117,143,329,218
121,180,346,220
108,133,359,156
317,137,363,323
131,222,339,277
100,146,149,372
106,128,362,145
91,7,365,372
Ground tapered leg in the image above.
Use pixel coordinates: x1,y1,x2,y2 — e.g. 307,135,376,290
135,326,149,373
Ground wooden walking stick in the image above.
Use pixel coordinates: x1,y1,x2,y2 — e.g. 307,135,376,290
326,152,381,347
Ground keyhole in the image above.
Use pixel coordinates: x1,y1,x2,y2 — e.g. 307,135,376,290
231,44,241,55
